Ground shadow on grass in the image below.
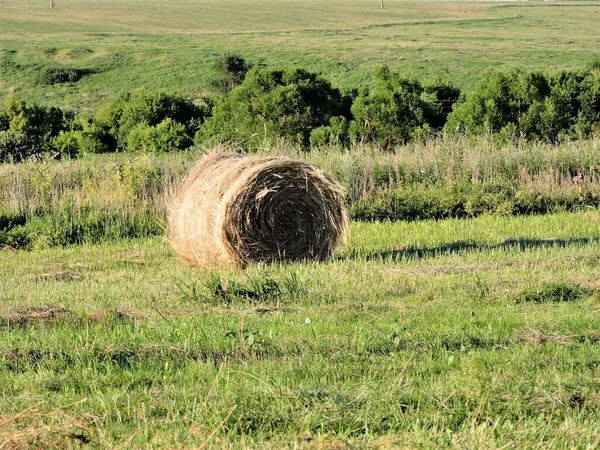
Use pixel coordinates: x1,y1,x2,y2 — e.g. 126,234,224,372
342,237,599,262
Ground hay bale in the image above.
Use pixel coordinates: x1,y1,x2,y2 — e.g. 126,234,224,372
167,151,349,268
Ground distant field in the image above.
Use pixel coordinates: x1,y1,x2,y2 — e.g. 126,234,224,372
2,211,600,447
1,0,600,109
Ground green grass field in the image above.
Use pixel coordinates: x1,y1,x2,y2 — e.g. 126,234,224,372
3,0,600,447
2,211,600,447
2,0,600,109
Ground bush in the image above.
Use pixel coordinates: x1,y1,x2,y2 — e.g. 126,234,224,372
348,67,458,149
211,54,253,94
198,67,345,147
117,91,207,142
0,131,33,163
51,131,81,159
445,70,550,137
79,90,210,153
422,83,462,129
445,69,600,141
126,119,189,153
40,67,93,85
0,95,71,162
310,116,350,147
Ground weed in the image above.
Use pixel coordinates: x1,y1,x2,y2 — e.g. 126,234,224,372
177,271,304,305
517,283,592,304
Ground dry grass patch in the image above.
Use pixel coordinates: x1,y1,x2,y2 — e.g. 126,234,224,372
518,328,572,346
0,400,99,449
4,306,76,326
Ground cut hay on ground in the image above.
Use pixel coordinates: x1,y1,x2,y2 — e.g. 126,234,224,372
167,151,349,268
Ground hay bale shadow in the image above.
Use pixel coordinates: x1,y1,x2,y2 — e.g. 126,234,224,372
342,237,597,262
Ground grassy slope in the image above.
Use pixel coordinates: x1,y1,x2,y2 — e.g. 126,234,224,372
1,211,600,447
2,0,600,109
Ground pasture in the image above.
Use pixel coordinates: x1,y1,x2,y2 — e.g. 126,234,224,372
2,0,600,448
1,0,600,108
2,211,600,447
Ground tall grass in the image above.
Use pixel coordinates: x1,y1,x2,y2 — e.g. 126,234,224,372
1,137,599,248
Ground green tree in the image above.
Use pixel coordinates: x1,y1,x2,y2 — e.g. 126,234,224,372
199,67,345,147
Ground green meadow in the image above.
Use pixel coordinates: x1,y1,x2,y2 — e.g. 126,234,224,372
2,0,600,448
2,0,600,108
2,212,600,448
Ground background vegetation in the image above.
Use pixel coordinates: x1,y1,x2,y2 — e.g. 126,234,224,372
2,0,600,107
2,64,599,160
2,138,599,250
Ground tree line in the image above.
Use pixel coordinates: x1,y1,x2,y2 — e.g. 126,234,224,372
1,56,599,162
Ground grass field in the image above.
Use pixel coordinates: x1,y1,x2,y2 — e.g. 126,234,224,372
3,0,600,447
2,0,600,109
2,211,600,447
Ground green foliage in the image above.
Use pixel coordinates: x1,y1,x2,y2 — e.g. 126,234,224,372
116,90,207,142
422,82,462,129
309,116,349,147
0,130,34,163
350,183,600,222
0,95,72,162
445,69,600,141
0,206,162,250
2,66,599,155
199,67,345,147
177,271,304,305
445,70,549,136
76,90,210,154
40,67,93,85
348,67,459,149
126,119,189,153
51,131,80,159
210,54,253,94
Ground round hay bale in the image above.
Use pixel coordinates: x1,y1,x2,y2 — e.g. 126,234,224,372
167,151,349,268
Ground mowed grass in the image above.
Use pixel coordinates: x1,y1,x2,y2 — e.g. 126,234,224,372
2,0,600,108
1,210,600,448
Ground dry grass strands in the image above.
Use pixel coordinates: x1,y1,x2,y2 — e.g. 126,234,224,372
167,151,349,268
6,305,75,326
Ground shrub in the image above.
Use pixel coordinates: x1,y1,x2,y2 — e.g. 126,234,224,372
51,131,81,158
211,54,253,94
0,95,70,161
40,67,93,85
198,67,345,147
349,67,457,149
0,131,33,163
71,116,117,154
310,116,350,147
117,91,207,142
3,95,65,140
80,90,209,153
445,70,550,138
126,119,189,153
576,70,600,135
422,83,462,129
445,69,600,141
